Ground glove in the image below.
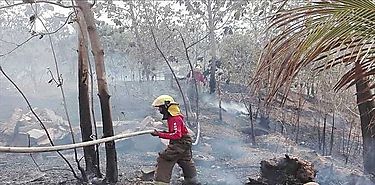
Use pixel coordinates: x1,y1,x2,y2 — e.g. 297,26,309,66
150,129,159,137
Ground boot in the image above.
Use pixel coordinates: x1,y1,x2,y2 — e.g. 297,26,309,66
183,176,201,185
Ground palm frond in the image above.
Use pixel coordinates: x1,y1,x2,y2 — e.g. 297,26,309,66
254,0,375,101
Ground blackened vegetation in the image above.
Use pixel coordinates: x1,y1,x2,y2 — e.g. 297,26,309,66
247,155,317,185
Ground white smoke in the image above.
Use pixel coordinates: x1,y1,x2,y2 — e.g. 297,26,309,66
201,94,249,115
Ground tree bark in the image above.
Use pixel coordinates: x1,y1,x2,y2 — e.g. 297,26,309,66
76,9,100,176
75,0,118,183
355,75,375,175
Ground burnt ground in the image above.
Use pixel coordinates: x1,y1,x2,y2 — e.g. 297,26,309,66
0,110,260,185
0,105,373,185
0,81,374,185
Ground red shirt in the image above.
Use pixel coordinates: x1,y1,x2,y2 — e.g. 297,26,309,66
187,71,206,83
158,115,189,140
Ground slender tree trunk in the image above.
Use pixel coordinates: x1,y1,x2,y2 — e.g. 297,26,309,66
341,127,345,154
310,78,315,97
295,108,300,143
218,79,222,122
317,118,321,151
243,98,256,145
76,9,99,176
207,0,216,94
295,100,301,143
76,0,118,182
355,75,375,175
346,120,353,161
129,3,150,81
295,84,305,143
254,97,261,120
280,112,285,134
322,114,327,155
329,110,335,155
249,104,256,145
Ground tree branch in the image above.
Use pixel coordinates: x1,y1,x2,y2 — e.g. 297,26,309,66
30,3,86,180
4,0,10,6
187,32,210,50
0,66,80,180
0,12,74,58
174,28,201,145
0,0,78,10
28,134,71,173
150,28,190,123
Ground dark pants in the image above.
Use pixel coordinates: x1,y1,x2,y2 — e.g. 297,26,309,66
154,135,197,183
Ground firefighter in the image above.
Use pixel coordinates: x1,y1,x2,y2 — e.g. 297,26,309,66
151,95,200,185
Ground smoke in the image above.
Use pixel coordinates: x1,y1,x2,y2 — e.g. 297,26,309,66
200,94,249,115
194,134,253,184
205,168,243,185
221,101,249,115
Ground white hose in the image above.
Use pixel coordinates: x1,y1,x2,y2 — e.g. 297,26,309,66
0,130,154,153
192,121,200,146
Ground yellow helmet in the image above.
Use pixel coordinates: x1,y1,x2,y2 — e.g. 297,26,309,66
152,95,179,107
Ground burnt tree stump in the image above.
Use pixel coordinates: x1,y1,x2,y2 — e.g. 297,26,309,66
247,155,317,185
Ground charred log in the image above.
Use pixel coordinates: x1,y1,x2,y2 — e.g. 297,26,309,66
246,155,317,185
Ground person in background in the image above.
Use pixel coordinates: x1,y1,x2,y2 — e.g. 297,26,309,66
186,65,206,86
150,95,200,185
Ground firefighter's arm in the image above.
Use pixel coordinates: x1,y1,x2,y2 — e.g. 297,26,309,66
157,120,183,140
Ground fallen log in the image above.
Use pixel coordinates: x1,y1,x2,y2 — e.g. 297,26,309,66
0,130,154,153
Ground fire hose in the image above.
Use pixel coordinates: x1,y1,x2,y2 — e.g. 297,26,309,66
0,130,154,153
192,121,200,146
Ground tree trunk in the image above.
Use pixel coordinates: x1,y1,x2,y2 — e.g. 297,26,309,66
322,114,327,155
310,79,315,97
207,0,217,94
75,0,118,183
317,118,321,151
355,76,375,175
249,104,256,145
76,9,99,176
254,96,262,120
295,84,305,143
329,111,335,155
345,120,353,164
341,127,345,155
129,3,150,81
218,80,222,122
295,108,300,143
